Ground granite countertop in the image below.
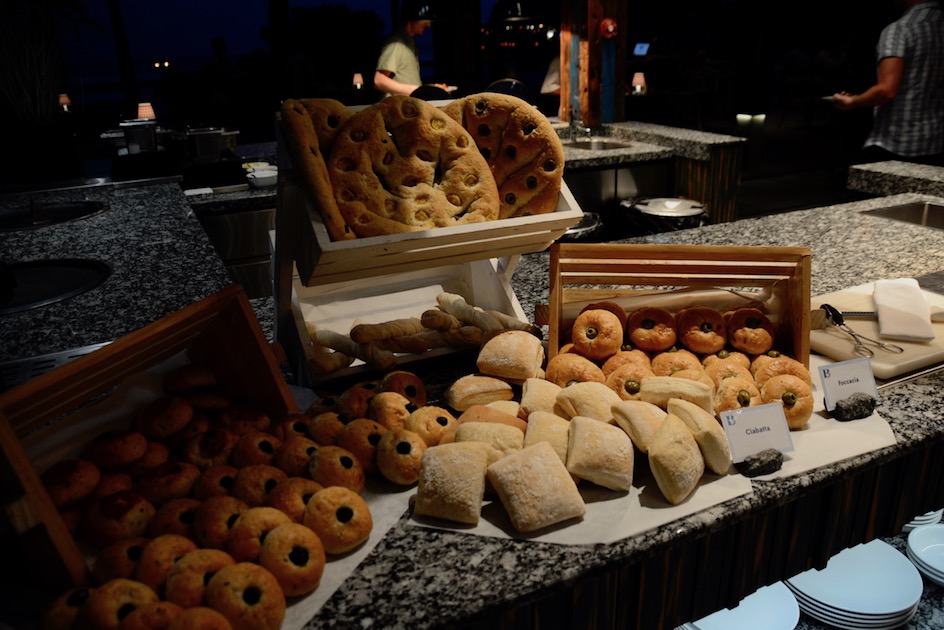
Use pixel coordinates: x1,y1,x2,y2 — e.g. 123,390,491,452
848,159,944,198
4,170,944,628
0,181,232,364
309,192,944,629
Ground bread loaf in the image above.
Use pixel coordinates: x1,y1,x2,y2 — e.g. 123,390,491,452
648,414,704,505
476,330,545,381
611,400,667,454
413,442,490,524
667,398,732,475
445,375,514,411
565,415,634,492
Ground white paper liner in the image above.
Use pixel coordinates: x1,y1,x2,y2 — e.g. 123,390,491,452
750,353,898,481
408,466,753,546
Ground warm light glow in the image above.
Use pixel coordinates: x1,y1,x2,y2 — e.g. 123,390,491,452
736,113,752,124
58,93,71,112
352,72,364,87
154,62,160,68
163,60,170,68
631,72,647,95
137,102,156,120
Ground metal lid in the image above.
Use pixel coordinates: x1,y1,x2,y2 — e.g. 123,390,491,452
631,197,705,217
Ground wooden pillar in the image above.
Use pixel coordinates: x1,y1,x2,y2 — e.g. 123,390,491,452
560,0,627,125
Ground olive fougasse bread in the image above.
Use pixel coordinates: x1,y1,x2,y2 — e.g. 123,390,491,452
280,92,565,240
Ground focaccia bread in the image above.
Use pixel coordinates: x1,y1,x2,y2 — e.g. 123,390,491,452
442,92,564,219
327,96,500,237
297,97,354,154
487,441,586,533
280,99,356,241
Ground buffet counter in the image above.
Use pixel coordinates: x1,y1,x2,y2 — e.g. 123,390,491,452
848,159,944,198
3,174,944,628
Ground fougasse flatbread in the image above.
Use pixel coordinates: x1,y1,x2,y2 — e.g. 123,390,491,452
280,98,357,241
442,92,565,219
297,97,354,156
326,96,500,237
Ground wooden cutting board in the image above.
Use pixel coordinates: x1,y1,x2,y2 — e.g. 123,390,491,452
810,282,944,379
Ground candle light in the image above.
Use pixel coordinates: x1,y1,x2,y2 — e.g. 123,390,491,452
58,93,72,112
353,73,364,90
631,72,647,96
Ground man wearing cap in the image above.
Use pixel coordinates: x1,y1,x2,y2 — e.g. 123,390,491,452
374,1,444,97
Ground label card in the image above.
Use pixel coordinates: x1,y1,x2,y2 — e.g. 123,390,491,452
720,403,795,463
817,357,879,412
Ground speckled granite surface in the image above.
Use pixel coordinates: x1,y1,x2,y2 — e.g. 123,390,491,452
0,181,232,363
3,170,944,628
848,160,944,197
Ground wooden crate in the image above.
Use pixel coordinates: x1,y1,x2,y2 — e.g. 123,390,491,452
278,164,584,287
290,257,527,383
547,243,812,365
0,285,297,591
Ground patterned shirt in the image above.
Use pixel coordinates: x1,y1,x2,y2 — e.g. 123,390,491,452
376,30,421,96
866,0,944,157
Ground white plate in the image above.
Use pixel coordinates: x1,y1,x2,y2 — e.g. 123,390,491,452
788,584,918,626
691,582,798,630
907,548,944,586
785,539,923,616
908,524,944,573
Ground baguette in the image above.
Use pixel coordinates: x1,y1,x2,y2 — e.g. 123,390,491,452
436,292,504,332
310,329,398,371
350,318,425,344
420,309,462,331
376,326,483,354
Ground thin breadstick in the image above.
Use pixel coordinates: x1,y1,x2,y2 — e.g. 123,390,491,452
436,292,503,332
350,317,425,343
485,309,543,337
306,321,355,375
420,309,461,331
312,329,398,371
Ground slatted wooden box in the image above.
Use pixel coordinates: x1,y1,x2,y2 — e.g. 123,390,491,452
280,167,584,287
547,243,812,365
0,285,297,591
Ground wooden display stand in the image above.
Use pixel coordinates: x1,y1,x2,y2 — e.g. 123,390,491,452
0,285,297,592
546,242,812,364
273,126,583,386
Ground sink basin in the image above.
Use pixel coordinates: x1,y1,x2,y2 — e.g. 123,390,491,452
0,200,108,232
0,259,112,315
564,137,633,151
860,202,944,230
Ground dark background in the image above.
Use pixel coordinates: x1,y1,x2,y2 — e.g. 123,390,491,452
0,0,899,186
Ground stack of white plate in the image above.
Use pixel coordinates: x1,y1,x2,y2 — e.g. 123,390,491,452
907,524,944,587
902,508,944,533
674,581,799,630
784,539,923,630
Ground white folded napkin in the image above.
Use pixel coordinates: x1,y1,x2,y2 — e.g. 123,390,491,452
872,278,935,341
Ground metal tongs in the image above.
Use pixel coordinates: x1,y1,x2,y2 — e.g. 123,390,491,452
820,303,906,357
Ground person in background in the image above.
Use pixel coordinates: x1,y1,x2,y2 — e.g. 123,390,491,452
833,0,944,165
374,1,448,98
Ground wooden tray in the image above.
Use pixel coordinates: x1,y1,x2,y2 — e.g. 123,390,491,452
0,285,297,591
547,243,812,363
275,129,584,287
